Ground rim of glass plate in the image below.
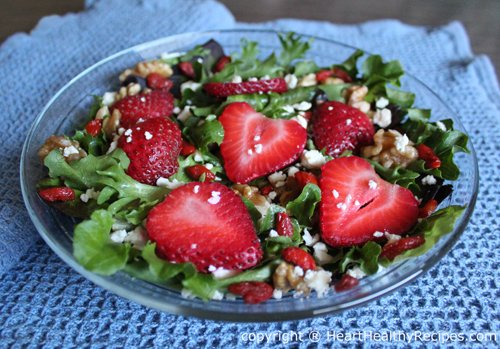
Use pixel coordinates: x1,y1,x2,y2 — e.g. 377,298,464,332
20,29,479,322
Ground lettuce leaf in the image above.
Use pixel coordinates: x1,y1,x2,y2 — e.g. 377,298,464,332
277,32,312,67
286,183,321,226
333,49,364,77
339,241,381,275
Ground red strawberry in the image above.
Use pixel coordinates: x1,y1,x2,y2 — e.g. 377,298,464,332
146,182,263,272
260,185,273,196
118,117,181,185
319,156,419,247
380,236,425,261
228,281,273,304
38,187,75,202
276,212,293,237
417,144,441,169
316,69,334,83
214,55,231,72
204,78,288,97
282,247,316,271
312,101,374,157
294,171,318,189
418,199,438,218
112,89,174,128
331,67,353,82
178,61,195,79
180,140,196,156
219,102,307,183
186,165,216,182
334,274,359,292
85,119,103,137
146,73,173,90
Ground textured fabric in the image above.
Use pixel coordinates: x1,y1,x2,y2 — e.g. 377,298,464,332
0,0,499,347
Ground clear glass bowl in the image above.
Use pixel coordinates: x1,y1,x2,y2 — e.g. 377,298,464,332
20,30,479,322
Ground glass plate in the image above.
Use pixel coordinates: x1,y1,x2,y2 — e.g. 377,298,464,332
20,29,479,322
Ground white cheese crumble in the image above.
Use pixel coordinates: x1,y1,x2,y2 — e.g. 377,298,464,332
181,288,195,299
124,129,132,136
156,177,184,189
300,150,326,169
193,151,203,162
421,175,437,185
336,202,347,211
292,101,312,111
332,189,339,199
313,242,335,265
269,229,279,238
102,92,117,106
63,146,79,157
267,191,277,200
247,77,258,82
211,290,224,301
346,266,366,279
436,121,447,131
284,74,298,89
126,136,132,143
177,106,192,122
291,115,308,129
303,228,320,246
144,131,153,140
287,166,300,177
368,180,378,190
110,226,147,249
298,73,317,87
275,181,286,188
304,269,332,298
173,106,181,114
373,231,384,238
293,266,304,277
346,118,352,126
212,268,238,279
205,163,214,170
193,185,200,194
384,232,402,243
207,191,221,205
254,144,263,154
191,243,197,249
282,105,295,113
110,230,127,244
375,97,390,109
373,108,392,128
354,200,360,206
268,171,287,185
260,75,271,80
247,149,253,155
231,75,243,83
272,289,283,300
253,135,261,141
395,134,410,152
180,80,201,93
80,188,100,203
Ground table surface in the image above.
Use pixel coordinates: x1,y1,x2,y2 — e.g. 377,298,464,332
0,0,498,76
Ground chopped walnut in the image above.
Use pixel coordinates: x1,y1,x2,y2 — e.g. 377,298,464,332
273,176,302,206
120,60,173,81
323,77,344,85
361,129,418,168
232,184,270,216
38,135,86,162
344,85,368,104
272,262,310,294
297,73,317,87
102,109,122,139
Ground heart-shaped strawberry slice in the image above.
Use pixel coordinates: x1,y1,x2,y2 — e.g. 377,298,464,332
219,102,307,184
319,156,419,247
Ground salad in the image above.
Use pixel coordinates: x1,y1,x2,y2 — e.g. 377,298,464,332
36,33,469,304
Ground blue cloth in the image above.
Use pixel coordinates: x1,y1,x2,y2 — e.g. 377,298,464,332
0,0,498,347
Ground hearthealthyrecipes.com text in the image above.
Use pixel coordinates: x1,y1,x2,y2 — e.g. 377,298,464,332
240,330,497,344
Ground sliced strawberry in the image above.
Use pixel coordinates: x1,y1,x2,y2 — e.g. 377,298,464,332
118,117,181,185
418,199,438,218
178,61,195,79
228,281,273,304
312,101,374,157
276,212,293,237
146,73,173,90
85,119,103,137
294,171,318,189
146,182,263,272
334,274,359,292
331,67,353,82
282,247,316,271
38,187,75,202
380,236,425,261
219,102,307,183
180,140,196,156
112,89,174,128
417,144,441,169
186,165,215,182
204,78,288,97
316,69,334,83
319,156,419,247
214,55,231,72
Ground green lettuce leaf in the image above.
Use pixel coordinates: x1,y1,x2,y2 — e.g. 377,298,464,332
277,32,312,67
333,49,364,77
318,83,352,102
257,204,286,234
189,118,224,151
286,183,321,226
339,241,381,275
361,55,404,88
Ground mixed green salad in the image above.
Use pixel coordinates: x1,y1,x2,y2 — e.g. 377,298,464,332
36,33,468,303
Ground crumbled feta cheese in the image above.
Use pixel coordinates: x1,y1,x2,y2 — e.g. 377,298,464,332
180,80,201,93
275,181,286,188
110,230,128,244
282,105,295,113
304,269,332,297
102,92,117,106
193,185,200,194
208,191,221,205
193,151,203,162
332,189,339,199
421,175,437,185
291,115,308,129
205,163,214,170
269,229,279,238
208,265,217,272
287,166,300,177
191,243,197,249
395,134,410,152
248,77,258,82
80,188,100,203
177,106,192,122
231,75,243,83
300,150,326,169
436,121,447,131
124,226,148,249
354,200,360,206
211,290,224,300
268,171,287,185
253,135,261,141
260,75,271,80
346,118,352,126
298,73,317,87
112,220,131,231
267,191,277,200
313,242,335,265
384,232,401,243
373,231,384,238
375,97,389,109
346,266,366,279
272,289,283,300
293,266,304,277
284,74,298,89
213,268,238,279
328,106,334,111
302,228,320,247
254,144,263,154
63,146,79,157
247,149,253,155
156,177,184,189
368,180,378,190
144,131,153,140
181,288,195,299
124,129,132,136
292,101,312,111
373,108,392,128
173,106,181,114
117,127,125,135
126,136,132,143
140,97,146,103
336,202,347,210
345,194,352,203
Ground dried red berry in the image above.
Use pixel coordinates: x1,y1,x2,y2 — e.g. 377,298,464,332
316,69,334,83
186,165,215,182
417,144,441,169
38,187,75,202
178,61,195,79
418,199,438,218
214,55,231,72
180,140,196,156
282,247,316,271
380,236,425,261
146,73,173,90
334,274,359,292
85,119,103,137
260,185,273,196
276,212,293,237
294,171,318,189
331,67,353,82
228,281,273,304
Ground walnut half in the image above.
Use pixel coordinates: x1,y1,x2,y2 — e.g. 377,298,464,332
38,135,86,162
361,129,418,168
